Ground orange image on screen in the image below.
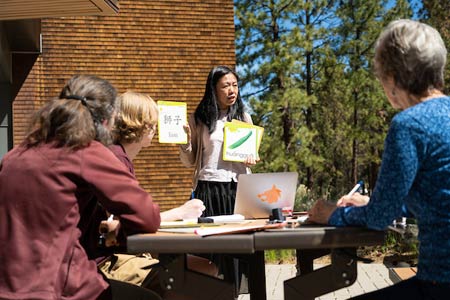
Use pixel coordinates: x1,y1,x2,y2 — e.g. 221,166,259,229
257,185,282,204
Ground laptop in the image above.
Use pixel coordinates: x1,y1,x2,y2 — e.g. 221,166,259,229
234,172,298,219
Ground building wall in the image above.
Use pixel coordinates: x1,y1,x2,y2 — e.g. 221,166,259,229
12,0,236,210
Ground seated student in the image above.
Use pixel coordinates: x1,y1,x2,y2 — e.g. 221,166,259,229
308,20,450,299
80,91,205,263
80,91,216,295
112,91,205,223
0,75,162,300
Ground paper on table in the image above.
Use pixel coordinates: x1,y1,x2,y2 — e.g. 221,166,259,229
208,214,246,223
158,227,198,233
160,220,198,228
194,222,284,237
158,221,219,234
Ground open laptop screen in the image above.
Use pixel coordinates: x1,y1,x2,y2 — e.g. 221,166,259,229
234,172,298,219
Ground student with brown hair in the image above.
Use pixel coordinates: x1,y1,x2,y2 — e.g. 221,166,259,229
0,75,161,300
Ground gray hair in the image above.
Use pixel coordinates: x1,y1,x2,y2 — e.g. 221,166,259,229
374,19,447,96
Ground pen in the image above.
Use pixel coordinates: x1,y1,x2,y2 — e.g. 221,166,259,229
347,180,363,197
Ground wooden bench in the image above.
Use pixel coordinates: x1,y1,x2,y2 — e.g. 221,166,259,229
389,267,417,284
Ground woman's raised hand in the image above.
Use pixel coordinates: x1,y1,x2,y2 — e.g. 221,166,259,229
181,124,192,149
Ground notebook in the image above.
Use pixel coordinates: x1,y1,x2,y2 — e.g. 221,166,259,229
234,172,298,219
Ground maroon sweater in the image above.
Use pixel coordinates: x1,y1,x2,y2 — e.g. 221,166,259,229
0,141,160,300
78,144,137,260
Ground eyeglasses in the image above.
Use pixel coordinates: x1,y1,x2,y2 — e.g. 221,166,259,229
146,123,157,133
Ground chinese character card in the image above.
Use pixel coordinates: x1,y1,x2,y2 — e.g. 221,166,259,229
157,101,187,144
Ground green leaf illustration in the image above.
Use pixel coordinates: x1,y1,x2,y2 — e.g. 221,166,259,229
229,131,252,149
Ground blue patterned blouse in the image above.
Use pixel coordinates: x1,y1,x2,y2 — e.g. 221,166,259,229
329,96,450,283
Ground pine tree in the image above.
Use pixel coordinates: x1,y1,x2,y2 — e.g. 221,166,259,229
235,0,413,202
235,0,338,194
328,0,412,195
419,0,450,94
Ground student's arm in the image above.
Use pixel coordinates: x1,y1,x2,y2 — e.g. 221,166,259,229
80,142,161,234
160,199,205,221
329,116,423,230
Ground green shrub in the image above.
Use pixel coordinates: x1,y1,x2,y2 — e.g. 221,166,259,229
265,249,296,264
294,184,316,212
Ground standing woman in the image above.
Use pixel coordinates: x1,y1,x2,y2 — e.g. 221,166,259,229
0,75,161,300
308,20,450,299
180,65,256,217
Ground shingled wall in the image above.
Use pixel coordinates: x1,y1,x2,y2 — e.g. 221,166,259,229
12,0,236,210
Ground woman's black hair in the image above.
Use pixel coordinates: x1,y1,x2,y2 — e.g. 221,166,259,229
194,65,246,133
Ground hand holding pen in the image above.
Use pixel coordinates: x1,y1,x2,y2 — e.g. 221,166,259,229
337,180,370,207
98,214,120,248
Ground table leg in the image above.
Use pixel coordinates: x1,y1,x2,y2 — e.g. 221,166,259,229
246,251,267,300
285,248,358,300
296,248,330,275
158,254,235,300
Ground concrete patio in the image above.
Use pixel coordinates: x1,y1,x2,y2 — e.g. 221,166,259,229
238,263,393,300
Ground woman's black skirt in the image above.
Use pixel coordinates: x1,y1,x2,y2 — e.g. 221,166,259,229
193,180,248,296
194,180,238,217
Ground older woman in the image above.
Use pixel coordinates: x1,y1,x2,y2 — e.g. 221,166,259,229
308,19,450,299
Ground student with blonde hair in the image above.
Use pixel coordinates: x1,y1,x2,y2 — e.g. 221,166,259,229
111,91,158,168
81,91,205,258
112,91,205,222
79,91,211,298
